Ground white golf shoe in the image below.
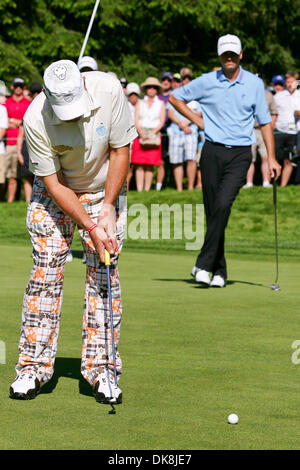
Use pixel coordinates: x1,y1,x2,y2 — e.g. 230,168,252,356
94,373,122,405
210,275,225,288
191,266,199,277
9,373,40,400
195,269,211,286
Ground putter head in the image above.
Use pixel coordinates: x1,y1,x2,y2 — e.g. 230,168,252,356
270,283,280,291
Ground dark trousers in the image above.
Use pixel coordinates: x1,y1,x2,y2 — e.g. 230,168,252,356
196,141,252,279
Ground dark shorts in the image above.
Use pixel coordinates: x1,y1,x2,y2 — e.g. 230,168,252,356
274,132,297,162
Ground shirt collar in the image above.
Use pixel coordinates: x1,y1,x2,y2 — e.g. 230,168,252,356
217,66,244,84
144,95,159,103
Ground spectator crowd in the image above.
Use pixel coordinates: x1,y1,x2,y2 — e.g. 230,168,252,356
0,59,300,202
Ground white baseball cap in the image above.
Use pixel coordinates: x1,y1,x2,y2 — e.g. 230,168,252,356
217,34,242,56
126,82,140,96
77,56,98,72
43,59,89,121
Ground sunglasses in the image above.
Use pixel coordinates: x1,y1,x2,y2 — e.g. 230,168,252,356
13,84,25,89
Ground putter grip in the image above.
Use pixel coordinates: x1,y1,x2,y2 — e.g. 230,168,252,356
104,249,111,266
273,169,277,205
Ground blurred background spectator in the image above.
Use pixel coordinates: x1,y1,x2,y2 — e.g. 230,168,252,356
131,77,165,191
274,72,299,186
244,89,278,188
120,77,128,95
172,73,182,90
77,56,98,72
126,82,141,191
3,77,30,202
156,71,173,191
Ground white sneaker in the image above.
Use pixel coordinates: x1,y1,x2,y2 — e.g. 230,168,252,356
66,250,73,262
9,373,40,400
94,372,122,404
111,380,122,404
242,182,253,189
195,269,211,285
210,275,225,288
262,181,272,188
191,266,199,277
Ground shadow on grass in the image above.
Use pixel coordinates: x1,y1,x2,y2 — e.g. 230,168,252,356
153,278,266,288
39,357,93,397
69,250,84,260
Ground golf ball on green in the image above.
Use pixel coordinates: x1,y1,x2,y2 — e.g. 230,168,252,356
228,413,239,424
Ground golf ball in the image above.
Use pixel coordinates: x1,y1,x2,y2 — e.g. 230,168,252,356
228,413,239,424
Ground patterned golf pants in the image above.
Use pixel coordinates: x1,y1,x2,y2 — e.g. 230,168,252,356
15,177,127,386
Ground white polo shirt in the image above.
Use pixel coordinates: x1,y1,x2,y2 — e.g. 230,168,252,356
23,71,138,192
274,89,300,134
0,104,8,154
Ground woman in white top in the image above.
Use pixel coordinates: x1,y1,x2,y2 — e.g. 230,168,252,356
126,82,140,191
131,77,166,191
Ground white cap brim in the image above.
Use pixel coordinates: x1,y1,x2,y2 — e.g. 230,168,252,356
218,44,241,56
51,90,89,121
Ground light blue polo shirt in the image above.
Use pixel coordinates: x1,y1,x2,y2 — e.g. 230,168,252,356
173,66,271,146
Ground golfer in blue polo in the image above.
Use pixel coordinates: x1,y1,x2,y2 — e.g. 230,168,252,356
169,34,281,287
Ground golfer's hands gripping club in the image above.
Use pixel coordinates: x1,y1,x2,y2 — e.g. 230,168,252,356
269,159,281,181
89,203,117,263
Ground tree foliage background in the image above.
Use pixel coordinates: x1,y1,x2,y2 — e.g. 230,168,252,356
0,0,299,87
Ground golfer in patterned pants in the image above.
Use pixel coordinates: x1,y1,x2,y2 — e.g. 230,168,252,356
9,60,137,403
17,179,126,387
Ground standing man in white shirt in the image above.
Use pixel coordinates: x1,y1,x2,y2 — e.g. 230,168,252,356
9,60,137,405
274,72,300,186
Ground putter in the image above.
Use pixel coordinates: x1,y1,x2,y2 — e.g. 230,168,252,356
270,171,280,291
104,249,119,404
78,0,101,62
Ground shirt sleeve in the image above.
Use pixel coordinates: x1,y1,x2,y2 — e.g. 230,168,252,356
295,92,300,111
173,77,204,102
23,120,61,176
0,105,8,129
254,79,271,125
109,81,138,148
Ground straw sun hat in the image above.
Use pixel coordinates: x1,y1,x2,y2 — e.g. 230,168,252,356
141,77,163,94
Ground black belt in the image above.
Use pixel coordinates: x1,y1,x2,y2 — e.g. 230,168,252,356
206,141,251,149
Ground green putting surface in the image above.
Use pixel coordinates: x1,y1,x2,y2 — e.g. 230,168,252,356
1,245,300,450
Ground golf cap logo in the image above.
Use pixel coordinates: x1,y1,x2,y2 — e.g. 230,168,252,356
53,65,67,81
63,94,74,103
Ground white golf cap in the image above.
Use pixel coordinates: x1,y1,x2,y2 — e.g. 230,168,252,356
217,34,242,56
43,59,89,121
77,56,98,72
126,82,140,96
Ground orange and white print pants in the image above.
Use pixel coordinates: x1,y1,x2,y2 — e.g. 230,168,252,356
15,177,127,387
